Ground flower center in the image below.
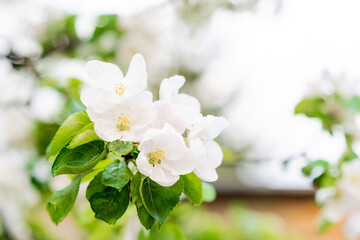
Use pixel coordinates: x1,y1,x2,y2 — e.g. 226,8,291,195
116,113,131,131
115,83,127,96
147,148,165,166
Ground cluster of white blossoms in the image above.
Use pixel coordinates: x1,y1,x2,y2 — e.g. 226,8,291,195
316,159,360,239
81,54,229,186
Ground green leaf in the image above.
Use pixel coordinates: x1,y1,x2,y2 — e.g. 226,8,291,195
82,158,113,183
317,217,333,233
302,160,329,176
89,185,130,224
202,182,216,202
48,111,91,159
341,95,360,112
181,173,203,205
86,172,107,201
107,141,133,159
294,97,325,117
102,160,133,191
141,177,183,225
51,141,106,176
46,175,81,225
67,123,101,149
130,173,156,229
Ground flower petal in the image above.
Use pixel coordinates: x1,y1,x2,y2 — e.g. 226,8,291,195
93,118,121,142
175,93,201,113
194,164,218,182
152,101,187,134
205,140,223,168
137,152,179,187
189,115,229,141
86,60,123,90
162,149,194,175
124,54,147,97
80,87,117,112
159,75,185,102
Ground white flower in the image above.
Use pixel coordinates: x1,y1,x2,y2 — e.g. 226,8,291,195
344,211,360,240
152,75,202,134
87,91,155,142
136,124,194,186
188,115,229,182
81,54,147,112
317,159,360,239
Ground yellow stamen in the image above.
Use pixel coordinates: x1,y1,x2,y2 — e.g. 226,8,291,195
115,83,127,96
116,113,131,131
147,149,165,166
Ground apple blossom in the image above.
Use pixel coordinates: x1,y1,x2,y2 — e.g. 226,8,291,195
187,115,229,182
152,75,202,133
136,124,194,186
87,91,155,142
81,53,147,112
316,159,360,239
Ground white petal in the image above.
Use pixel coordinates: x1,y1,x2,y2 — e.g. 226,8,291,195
163,116,187,135
93,118,121,142
81,88,116,112
86,60,123,90
189,138,207,165
124,54,147,96
189,115,229,141
152,101,186,134
150,168,179,187
205,140,223,168
322,197,348,223
172,103,203,128
175,93,201,113
128,92,155,129
315,187,337,204
162,149,194,175
87,107,123,142
137,153,179,187
191,139,222,182
194,164,218,182
344,212,360,239
159,75,185,102
136,152,154,174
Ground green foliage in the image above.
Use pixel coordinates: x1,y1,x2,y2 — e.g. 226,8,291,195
181,173,203,204
48,111,91,160
202,182,217,202
87,172,130,224
302,160,329,176
141,177,184,225
89,185,130,224
86,172,107,200
302,160,338,188
67,123,101,149
339,134,358,164
102,160,133,191
130,173,156,230
51,141,106,176
294,97,325,117
294,97,341,133
317,217,333,233
46,175,81,225
340,95,360,112
107,141,133,159
41,15,78,56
